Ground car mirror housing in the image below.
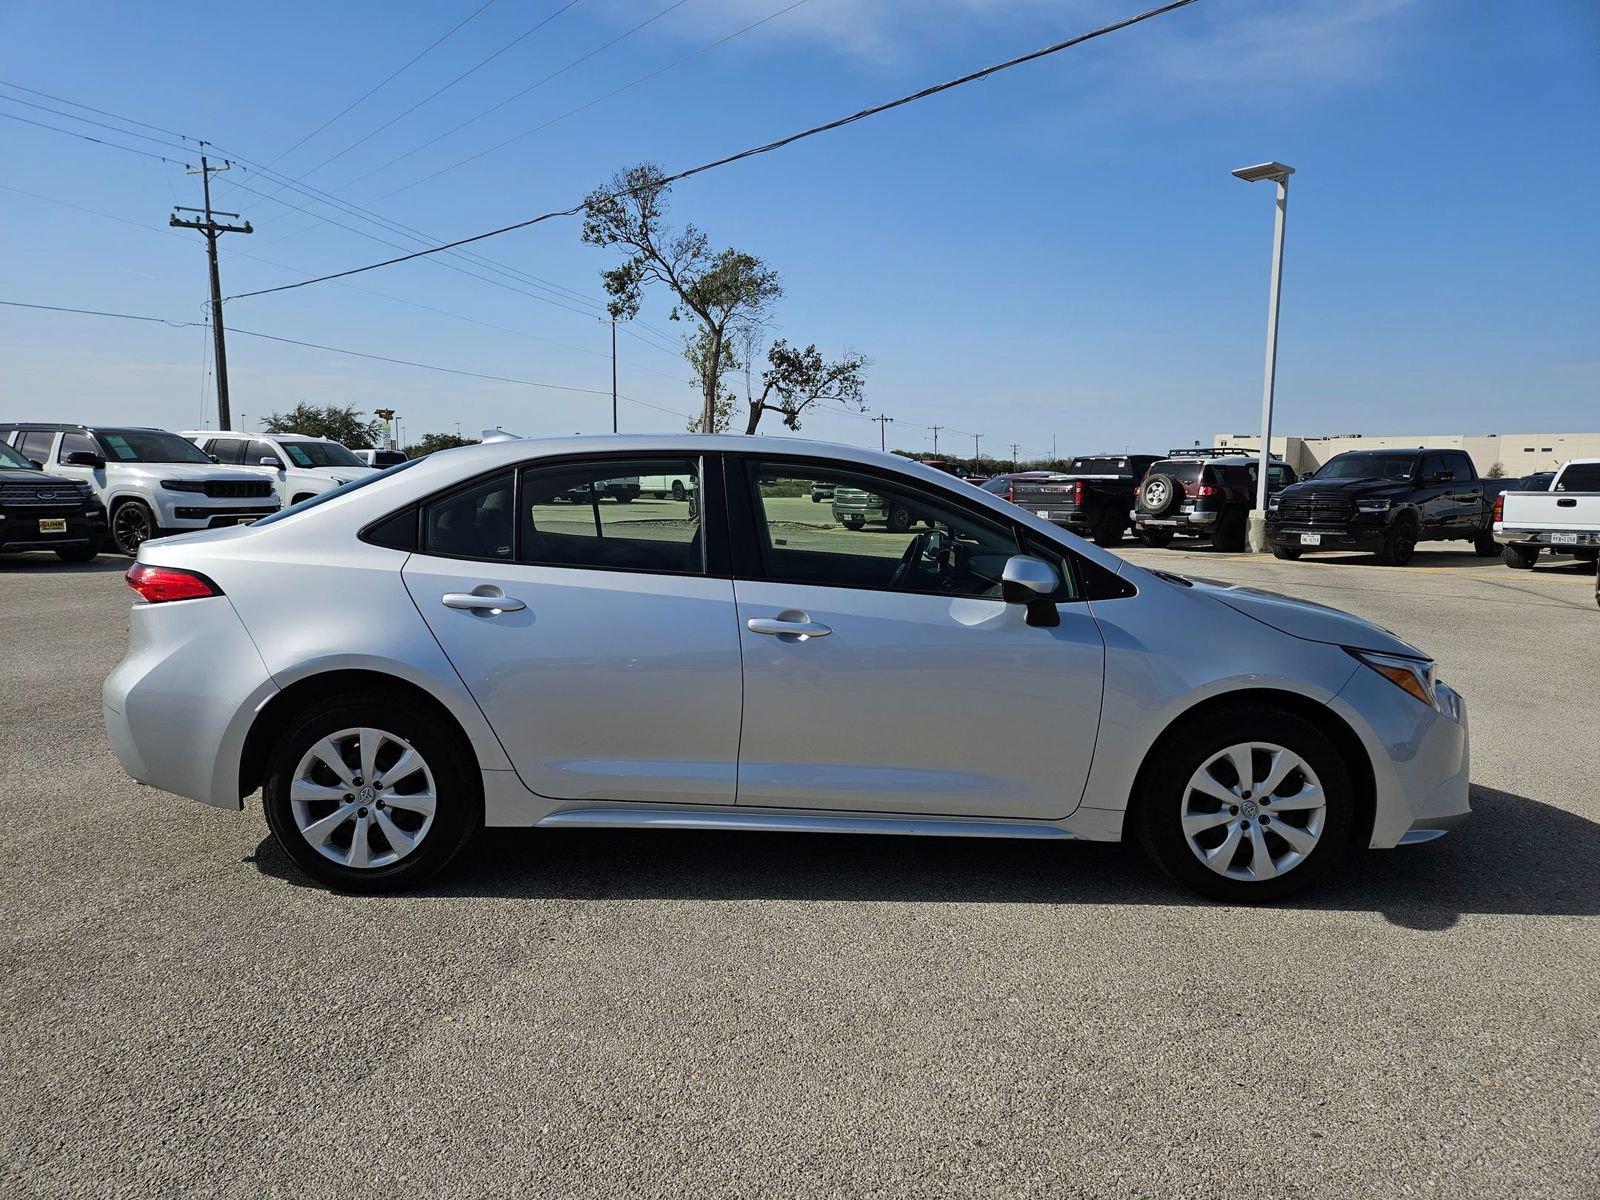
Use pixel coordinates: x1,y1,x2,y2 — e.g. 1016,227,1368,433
260,457,284,468
1002,555,1061,627
64,451,106,468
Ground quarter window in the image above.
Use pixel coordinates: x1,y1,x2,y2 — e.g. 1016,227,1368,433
422,472,515,561
518,459,701,574
745,462,1035,599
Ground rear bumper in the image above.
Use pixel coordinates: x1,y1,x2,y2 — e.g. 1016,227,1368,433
1133,509,1218,529
1493,527,1600,547
103,594,278,809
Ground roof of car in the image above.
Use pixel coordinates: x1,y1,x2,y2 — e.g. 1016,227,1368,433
181,429,334,442
0,422,161,433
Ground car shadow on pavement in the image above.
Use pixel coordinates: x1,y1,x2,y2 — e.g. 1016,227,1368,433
0,554,127,574
250,786,1595,931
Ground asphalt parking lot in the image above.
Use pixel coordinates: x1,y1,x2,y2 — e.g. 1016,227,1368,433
2,541,1596,1199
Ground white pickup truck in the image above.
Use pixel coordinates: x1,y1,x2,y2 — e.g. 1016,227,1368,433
1494,458,1600,571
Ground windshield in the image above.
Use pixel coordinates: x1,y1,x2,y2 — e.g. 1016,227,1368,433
1315,453,1417,482
281,440,364,468
248,457,424,527
95,429,212,465
0,441,36,470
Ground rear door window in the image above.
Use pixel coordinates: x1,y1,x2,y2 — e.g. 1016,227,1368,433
519,458,702,575
207,438,244,464
17,431,54,463
1556,463,1600,491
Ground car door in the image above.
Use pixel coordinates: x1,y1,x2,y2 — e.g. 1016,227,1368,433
1445,451,1482,531
728,457,1106,820
400,455,743,805
1415,454,1452,532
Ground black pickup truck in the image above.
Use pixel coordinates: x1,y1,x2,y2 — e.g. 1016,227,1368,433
1266,447,1499,565
1011,455,1161,546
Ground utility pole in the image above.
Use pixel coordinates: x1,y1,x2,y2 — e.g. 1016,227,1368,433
171,149,251,431
610,318,618,434
873,414,894,452
930,425,944,456
972,432,982,465
1010,443,1021,470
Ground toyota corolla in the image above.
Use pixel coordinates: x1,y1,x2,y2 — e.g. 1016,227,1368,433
104,437,1470,900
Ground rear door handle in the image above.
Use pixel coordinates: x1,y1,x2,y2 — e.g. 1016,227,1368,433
747,616,831,638
443,589,526,614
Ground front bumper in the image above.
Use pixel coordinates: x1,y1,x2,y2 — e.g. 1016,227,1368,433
1329,669,1471,849
0,506,106,552
152,494,279,529
104,592,278,809
1267,520,1386,551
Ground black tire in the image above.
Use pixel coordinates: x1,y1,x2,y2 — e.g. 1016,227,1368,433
811,494,822,503
262,693,482,893
1502,543,1538,570
671,480,687,502
1572,547,1597,564
1215,508,1248,552
842,516,865,530
110,499,158,556
1092,510,1124,547
1270,544,1302,561
1377,517,1419,566
1135,704,1354,903
54,544,99,563
1473,532,1499,557
613,493,634,504
1138,527,1175,548
886,505,914,534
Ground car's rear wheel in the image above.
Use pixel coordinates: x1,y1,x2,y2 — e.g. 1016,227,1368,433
55,545,99,562
262,694,481,892
1377,516,1419,566
1270,544,1302,561
1502,544,1538,570
671,480,687,502
110,500,158,556
1473,532,1499,557
1092,511,1124,547
1138,527,1174,548
1136,705,1354,902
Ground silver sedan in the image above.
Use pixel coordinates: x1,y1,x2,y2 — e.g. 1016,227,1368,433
104,436,1470,900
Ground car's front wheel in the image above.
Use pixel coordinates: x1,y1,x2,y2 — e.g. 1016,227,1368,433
110,500,158,556
1136,705,1354,902
1270,544,1302,561
1377,516,1419,566
262,693,482,892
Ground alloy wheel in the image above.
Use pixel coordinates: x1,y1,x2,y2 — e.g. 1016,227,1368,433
289,727,437,869
1180,741,1326,882
112,504,152,554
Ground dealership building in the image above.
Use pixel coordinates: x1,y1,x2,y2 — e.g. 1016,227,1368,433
1210,432,1600,478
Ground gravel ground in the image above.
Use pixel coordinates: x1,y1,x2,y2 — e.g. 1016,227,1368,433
1,542,1596,1199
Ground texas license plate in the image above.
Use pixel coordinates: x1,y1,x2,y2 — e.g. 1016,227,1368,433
1036,510,1051,518
1299,533,1322,546
235,517,258,526
1551,532,1578,545
38,518,67,534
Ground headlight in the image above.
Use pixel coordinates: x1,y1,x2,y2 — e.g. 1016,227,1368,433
1267,495,1281,509
1346,647,1438,709
1356,499,1392,513
159,479,206,493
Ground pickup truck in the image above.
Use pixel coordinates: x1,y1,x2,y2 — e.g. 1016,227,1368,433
1011,455,1161,546
1266,447,1497,566
1494,458,1600,570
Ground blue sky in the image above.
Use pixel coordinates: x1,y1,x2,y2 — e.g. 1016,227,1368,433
1,0,1596,458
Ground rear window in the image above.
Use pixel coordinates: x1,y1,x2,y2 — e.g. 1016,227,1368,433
1150,461,1203,484
1555,463,1600,491
1068,457,1131,475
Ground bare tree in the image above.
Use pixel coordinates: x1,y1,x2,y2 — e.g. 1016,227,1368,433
582,164,781,432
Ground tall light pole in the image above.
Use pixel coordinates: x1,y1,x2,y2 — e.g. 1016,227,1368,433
1232,160,1294,552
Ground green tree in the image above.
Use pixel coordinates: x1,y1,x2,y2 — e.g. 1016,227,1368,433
583,163,782,433
261,402,384,449
741,339,869,435
403,432,479,459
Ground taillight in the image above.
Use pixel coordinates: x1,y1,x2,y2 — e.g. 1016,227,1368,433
1197,484,1217,497
125,563,221,603
1004,482,1016,503
1492,493,1504,523
1073,479,1086,506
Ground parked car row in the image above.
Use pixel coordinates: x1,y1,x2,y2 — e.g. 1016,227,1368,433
0,422,408,560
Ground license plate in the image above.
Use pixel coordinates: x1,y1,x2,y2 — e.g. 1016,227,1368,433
38,518,67,534
235,517,258,526
1036,510,1051,518
1551,532,1578,545
1299,533,1322,546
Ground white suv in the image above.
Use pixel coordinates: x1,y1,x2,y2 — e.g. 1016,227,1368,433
0,423,279,555
185,431,376,506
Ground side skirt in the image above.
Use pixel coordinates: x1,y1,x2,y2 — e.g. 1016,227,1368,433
535,808,1078,840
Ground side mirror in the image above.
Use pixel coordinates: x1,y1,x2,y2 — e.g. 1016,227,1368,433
260,456,284,468
1001,555,1061,628
65,450,106,468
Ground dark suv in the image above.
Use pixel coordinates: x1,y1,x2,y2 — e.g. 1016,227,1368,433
1133,452,1296,551
1266,448,1497,565
0,438,106,561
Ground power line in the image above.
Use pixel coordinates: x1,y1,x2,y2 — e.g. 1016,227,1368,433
229,0,1197,302
0,78,195,142
0,93,195,153
0,109,188,165
0,298,696,418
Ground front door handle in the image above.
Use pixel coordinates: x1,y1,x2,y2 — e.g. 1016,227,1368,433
443,589,526,614
747,616,831,639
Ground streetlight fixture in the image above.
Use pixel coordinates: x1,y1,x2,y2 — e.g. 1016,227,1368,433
1232,160,1294,552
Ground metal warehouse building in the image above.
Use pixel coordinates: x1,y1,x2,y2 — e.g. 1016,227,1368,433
1211,432,1600,478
